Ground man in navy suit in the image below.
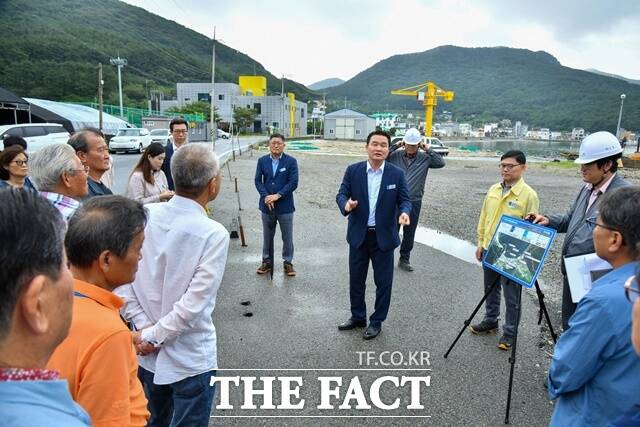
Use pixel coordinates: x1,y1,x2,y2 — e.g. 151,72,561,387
162,118,189,191
254,133,299,276
336,130,412,339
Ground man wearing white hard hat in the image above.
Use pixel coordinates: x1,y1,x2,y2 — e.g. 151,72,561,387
387,128,445,271
529,131,629,330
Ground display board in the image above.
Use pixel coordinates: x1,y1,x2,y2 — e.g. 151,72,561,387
483,215,557,288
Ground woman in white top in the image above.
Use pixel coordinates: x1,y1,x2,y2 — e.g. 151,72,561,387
126,142,174,204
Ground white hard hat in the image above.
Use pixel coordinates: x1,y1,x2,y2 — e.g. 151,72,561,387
403,128,422,145
574,131,623,164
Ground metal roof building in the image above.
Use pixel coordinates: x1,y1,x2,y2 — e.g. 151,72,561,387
324,109,376,140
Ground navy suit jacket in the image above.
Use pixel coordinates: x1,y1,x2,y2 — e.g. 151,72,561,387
336,161,412,252
254,152,299,214
161,142,175,191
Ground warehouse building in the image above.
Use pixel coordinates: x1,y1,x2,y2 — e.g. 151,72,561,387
324,109,376,141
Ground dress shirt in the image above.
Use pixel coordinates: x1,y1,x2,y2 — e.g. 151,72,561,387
116,195,229,385
586,173,616,212
271,154,280,176
366,160,385,226
548,262,640,426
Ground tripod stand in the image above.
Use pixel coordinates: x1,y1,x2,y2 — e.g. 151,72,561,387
444,277,557,424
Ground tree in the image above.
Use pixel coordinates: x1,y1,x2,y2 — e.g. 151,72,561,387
167,101,220,122
233,107,257,132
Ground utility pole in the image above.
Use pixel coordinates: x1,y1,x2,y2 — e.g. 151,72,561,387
281,74,285,134
616,93,626,139
110,55,127,118
98,63,104,133
210,26,217,151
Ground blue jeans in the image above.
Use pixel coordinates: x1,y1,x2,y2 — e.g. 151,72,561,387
261,212,294,263
138,367,216,427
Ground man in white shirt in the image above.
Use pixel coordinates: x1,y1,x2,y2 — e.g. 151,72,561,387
117,144,229,426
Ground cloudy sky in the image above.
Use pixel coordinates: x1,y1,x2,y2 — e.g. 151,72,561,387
122,0,640,85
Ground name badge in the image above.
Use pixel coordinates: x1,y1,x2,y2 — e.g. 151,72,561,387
507,200,519,209
279,167,287,172
387,184,396,190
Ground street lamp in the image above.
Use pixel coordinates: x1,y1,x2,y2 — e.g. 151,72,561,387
615,93,626,139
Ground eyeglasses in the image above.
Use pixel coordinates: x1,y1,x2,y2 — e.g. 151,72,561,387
172,129,188,134
624,275,639,303
585,218,619,233
10,160,28,167
499,163,522,171
68,165,90,174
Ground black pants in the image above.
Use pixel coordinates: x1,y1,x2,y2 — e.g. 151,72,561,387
399,200,422,262
349,230,394,326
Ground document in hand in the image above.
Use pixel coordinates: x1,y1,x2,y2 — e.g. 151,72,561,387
563,253,613,303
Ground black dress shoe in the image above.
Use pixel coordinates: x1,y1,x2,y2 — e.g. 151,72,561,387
363,324,381,340
338,318,367,331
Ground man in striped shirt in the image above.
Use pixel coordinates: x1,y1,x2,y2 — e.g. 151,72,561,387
387,128,445,271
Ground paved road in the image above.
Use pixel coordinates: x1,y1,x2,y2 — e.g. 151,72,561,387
110,136,265,194
207,153,554,426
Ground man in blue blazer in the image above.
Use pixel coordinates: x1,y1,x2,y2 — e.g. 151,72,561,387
162,118,189,191
255,133,299,276
336,130,412,339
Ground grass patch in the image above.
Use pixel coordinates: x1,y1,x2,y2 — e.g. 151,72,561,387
538,160,575,169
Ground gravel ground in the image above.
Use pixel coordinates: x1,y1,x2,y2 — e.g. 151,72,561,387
206,146,639,425
282,141,640,332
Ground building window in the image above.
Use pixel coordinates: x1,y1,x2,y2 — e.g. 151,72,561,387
218,94,224,101
329,129,334,134
273,122,279,128
253,103,261,114
301,109,305,118
197,93,210,102
356,129,361,135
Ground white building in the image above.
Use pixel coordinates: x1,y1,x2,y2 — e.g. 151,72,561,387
572,127,585,140
159,81,307,136
459,123,472,136
324,109,376,140
539,128,550,140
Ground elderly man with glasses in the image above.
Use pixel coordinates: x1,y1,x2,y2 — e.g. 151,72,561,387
29,144,89,221
548,186,640,427
529,131,629,329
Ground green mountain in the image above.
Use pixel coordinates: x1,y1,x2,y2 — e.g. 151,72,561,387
0,0,317,108
326,46,640,132
308,78,345,91
586,69,640,86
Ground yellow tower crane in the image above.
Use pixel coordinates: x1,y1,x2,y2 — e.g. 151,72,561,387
391,82,454,137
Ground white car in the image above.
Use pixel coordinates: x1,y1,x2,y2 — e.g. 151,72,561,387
0,123,70,153
424,137,450,156
390,135,449,156
217,129,230,139
149,129,171,145
109,128,152,153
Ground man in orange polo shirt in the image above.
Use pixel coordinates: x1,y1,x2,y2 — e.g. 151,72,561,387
47,196,150,427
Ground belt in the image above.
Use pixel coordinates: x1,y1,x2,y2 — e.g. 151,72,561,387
367,227,376,232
